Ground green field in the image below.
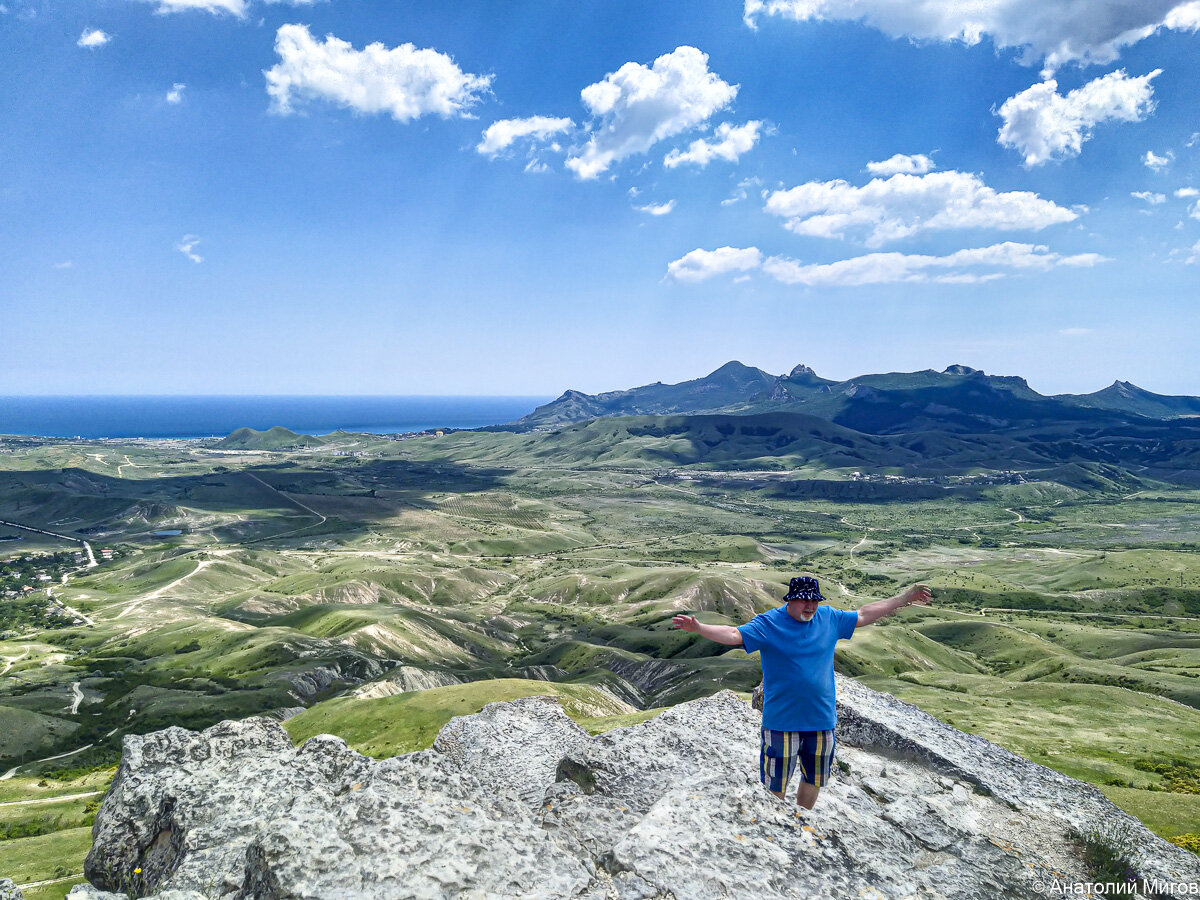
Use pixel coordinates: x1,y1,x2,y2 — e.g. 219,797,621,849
2,427,1200,879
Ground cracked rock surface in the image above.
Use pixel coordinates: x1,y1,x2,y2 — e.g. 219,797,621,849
69,679,1200,899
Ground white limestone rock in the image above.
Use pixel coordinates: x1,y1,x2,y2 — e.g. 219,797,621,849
76,681,1200,899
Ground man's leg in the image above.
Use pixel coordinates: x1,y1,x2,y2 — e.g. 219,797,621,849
760,728,800,800
794,729,836,809
795,781,820,809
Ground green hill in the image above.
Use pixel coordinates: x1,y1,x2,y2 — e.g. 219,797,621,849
283,678,648,758
215,426,325,450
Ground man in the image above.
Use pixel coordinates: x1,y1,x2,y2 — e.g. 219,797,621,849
672,576,931,809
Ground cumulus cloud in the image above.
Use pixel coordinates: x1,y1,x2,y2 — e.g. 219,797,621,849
997,69,1160,166
666,246,763,282
1165,1,1200,28
1188,239,1200,263
1144,149,1174,170
763,170,1076,247
77,28,110,48
664,120,763,169
743,0,1196,70
669,241,1103,286
865,153,934,176
476,116,573,156
176,235,203,264
565,46,737,180
138,0,247,15
636,200,676,216
1175,187,1199,198
166,83,186,104
265,24,491,122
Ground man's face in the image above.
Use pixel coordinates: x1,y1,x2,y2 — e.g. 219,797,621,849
792,598,819,621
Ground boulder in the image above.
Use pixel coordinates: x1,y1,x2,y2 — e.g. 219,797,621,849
76,680,1200,899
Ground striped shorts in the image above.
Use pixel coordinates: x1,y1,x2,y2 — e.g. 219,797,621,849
760,727,836,794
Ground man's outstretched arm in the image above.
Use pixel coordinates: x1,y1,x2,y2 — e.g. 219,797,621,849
857,584,932,626
672,614,744,646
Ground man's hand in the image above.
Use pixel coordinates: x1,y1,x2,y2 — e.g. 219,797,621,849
899,584,932,607
672,614,700,633
670,614,742,646
857,584,933,626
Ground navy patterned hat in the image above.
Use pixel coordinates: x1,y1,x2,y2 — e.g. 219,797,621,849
784,576,825,602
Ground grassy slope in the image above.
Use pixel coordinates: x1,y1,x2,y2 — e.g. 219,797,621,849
0,825,91,887
284,678,638,758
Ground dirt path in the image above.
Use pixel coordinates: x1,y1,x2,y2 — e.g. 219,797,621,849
0,790,101,809
112,557,218,621
17,874,84,890
116,454,149,478
0,743,94,780
68,681,84,714
0,650,28,676
241,473,328,542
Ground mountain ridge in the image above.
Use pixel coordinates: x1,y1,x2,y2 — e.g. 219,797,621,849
512,362,1198,434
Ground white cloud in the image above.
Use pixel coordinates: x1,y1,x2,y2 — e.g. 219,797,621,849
1165,1,1200,29
565,46,737,180
663,120,763,169
1187,240,1200,263
763,170,1076,247
264,24,491,122
138,0,247,15
166,83,186,104
54,260,73,269
1059,327,1094,335
669,241,1104,286
667,246,763,282
743,0,1196,70
1144,149,1174,170
77,28,110,48
996,69,1160,166
865,153,934,176
761,243,1103,286
721,176,762,206
636,200,676,216
176,235,203,264
1175,187,1199,198
1131,191,1166,204
476,116,573,156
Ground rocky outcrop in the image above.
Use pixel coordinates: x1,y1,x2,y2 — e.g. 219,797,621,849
0,878,23,900
350,666,462,699
74,679,1200,899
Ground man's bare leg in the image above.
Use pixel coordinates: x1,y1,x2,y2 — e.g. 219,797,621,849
795,782,819,809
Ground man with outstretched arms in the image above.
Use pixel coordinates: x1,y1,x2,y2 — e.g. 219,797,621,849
672,576,931,809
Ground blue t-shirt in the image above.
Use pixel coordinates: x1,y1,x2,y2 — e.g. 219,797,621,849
738,604,858,731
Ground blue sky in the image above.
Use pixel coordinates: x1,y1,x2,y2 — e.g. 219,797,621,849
3,0,1199,396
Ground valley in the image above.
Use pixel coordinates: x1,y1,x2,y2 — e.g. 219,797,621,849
1,410,1200,894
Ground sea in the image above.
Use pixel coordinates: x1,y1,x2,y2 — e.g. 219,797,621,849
0,396,554,440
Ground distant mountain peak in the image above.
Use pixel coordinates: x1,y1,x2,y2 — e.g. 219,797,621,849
789,363,818,378
707,360,756,376
943,365,981,376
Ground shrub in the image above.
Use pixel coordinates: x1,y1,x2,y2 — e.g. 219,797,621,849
1170,833,1200,855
